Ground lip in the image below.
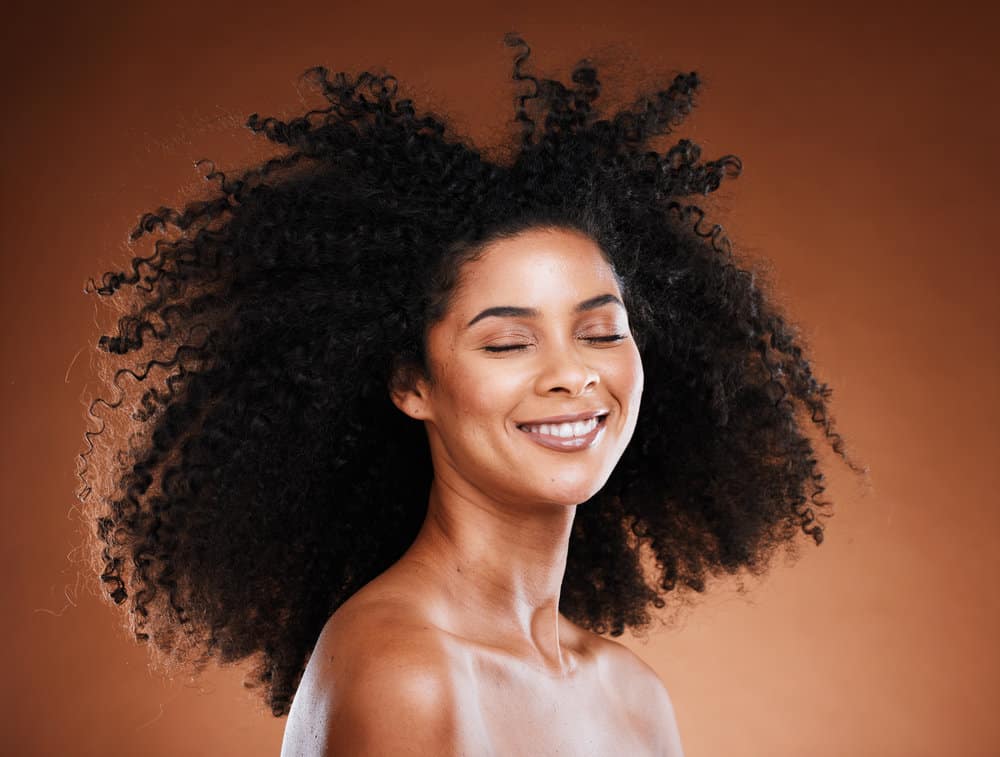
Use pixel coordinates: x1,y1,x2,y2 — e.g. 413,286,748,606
515,409,608,426
515,413,609,453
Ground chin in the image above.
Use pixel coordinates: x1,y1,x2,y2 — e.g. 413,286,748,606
530,471,612,507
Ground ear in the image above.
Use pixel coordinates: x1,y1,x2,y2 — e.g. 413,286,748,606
388,360,433,422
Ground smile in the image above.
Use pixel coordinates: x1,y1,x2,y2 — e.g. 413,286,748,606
516,414,608,452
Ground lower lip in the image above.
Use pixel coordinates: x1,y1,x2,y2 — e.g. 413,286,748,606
516,416,608,452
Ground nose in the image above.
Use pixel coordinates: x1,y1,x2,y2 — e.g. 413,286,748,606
534,341,600,397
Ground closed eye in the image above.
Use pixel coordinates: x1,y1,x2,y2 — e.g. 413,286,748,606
483,334,628,353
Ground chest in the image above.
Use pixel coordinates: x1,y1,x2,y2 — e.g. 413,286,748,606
461,656,660,756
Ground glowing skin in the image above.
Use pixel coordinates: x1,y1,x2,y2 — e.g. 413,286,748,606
281,228,681,757
389,226,644,672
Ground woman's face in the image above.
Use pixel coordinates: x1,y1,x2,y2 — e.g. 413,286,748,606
393,226,644,509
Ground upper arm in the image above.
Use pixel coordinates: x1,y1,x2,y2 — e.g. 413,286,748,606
321,652,466,757
604,640,685,757
281,602,472,757
647,672,685,757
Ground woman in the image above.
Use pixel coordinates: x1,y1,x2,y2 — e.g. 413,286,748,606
78,33,865,755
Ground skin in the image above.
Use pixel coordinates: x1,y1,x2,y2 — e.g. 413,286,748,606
281,227,684,756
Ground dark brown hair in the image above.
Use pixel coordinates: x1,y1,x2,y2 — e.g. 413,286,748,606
77,33,867,716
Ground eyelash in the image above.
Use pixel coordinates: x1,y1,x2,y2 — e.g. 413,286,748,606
483,335,628,353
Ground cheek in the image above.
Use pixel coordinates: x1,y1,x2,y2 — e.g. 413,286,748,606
439,354,526,425
607,344,644,405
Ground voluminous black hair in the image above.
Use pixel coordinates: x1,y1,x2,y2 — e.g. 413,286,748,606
77,33,867,716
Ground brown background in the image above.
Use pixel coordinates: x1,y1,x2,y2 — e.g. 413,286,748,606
2,1,997,755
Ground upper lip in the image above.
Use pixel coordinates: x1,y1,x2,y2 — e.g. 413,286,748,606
516,409,609,427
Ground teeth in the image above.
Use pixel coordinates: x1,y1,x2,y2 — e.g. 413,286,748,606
523,417,599,438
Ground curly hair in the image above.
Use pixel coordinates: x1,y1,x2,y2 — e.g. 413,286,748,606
76,33,867,717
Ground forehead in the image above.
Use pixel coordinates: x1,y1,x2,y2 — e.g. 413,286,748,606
454,227,620,303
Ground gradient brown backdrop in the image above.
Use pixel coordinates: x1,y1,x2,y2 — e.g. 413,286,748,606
2,1,997,755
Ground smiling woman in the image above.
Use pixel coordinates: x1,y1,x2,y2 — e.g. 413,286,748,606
76,32,866,756
390,227,643,512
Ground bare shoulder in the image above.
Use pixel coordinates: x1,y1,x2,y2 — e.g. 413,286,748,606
281,597,475,757
591,634,686,757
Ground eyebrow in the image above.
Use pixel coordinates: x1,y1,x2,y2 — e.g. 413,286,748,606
465,293,625,328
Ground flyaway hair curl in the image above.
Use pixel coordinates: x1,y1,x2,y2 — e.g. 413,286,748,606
76,33,868,716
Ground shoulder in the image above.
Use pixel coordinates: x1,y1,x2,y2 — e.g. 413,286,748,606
282,597,475,757
591,635,686,757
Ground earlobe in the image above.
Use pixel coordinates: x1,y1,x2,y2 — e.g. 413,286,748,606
388,363,431,421
390,387,427,421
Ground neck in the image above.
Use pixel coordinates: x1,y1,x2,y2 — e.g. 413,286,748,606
398,474,577,674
